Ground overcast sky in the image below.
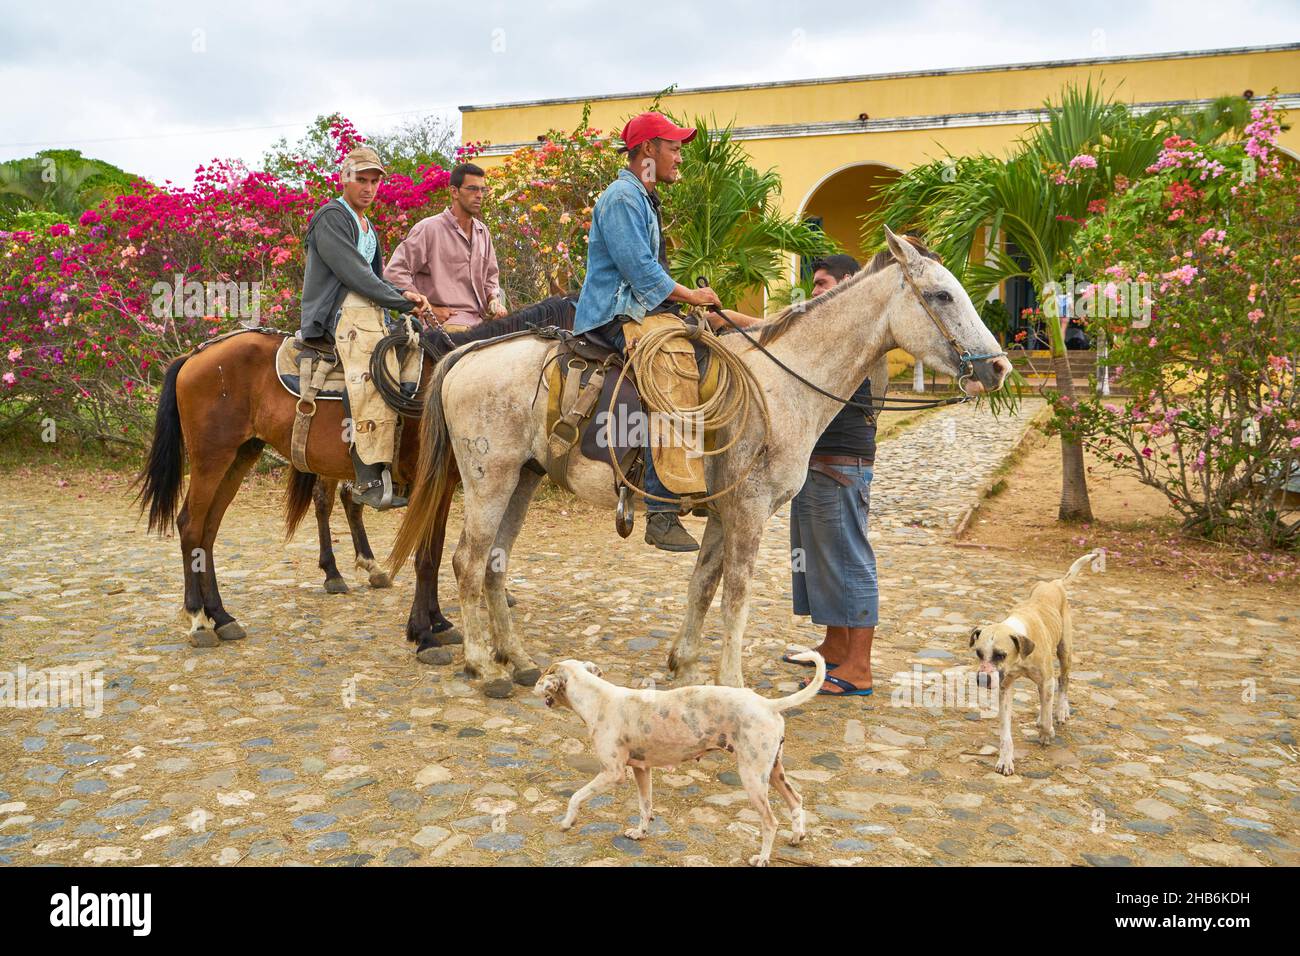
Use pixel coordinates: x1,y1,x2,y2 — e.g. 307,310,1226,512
2,0,1296,185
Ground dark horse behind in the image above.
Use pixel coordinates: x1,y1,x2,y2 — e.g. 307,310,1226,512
135,295,576,662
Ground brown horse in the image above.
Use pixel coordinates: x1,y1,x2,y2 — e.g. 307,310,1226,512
135,297,576,663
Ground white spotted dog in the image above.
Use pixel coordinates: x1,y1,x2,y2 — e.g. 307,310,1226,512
534,653,827,866
969,550,1102,776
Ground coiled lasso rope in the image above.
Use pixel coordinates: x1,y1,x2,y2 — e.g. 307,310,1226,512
604,316,771,506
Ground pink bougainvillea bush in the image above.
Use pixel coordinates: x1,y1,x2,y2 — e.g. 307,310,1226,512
0,118,452,445
472,117,621,309
1065,101,1299,548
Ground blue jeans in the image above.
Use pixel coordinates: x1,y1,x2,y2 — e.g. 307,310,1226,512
602,320,677,513
790,464,879,628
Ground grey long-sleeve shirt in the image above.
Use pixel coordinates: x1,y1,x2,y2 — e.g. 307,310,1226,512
299,201,413,340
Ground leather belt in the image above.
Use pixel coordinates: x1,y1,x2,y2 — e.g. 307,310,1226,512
808,454,873,487
810,454,874,467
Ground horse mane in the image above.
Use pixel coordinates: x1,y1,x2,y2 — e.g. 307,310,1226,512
423,294,578,357
754,236,942,346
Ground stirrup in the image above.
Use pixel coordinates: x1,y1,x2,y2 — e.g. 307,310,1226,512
353,469,405,511
616,485,635,538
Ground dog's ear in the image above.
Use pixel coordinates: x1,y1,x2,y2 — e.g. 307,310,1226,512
1010,634,1035,658
535,672,566,708
582,661,603,678
969,626,982,647
536,673,563,695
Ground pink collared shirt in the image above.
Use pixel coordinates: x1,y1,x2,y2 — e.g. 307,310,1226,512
384,208,501,327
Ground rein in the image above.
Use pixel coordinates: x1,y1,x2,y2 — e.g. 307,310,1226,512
697,274,977,415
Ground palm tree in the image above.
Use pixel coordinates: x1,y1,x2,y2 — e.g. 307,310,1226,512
866,81,1171,522
1172,94,1269,144
0,149,133,227
662,117,837,307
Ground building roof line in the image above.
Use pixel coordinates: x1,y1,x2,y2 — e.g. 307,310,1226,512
470,92,1300,157
459,42,1300,113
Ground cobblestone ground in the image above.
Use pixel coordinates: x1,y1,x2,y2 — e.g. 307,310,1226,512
1,397,1297,867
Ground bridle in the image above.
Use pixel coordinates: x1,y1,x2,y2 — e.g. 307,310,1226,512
896,264,1007,394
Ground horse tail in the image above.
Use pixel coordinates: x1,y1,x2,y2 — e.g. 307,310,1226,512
283,468,318,540
388,350,462,576
135,355,188,535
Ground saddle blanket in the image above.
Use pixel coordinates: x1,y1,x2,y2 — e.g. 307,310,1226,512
274,333,422,401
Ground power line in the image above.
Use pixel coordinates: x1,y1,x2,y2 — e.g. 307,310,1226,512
0,104,463,150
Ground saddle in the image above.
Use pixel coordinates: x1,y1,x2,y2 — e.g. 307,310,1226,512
275,335,347,400
542,314,721,517
273,329,424,473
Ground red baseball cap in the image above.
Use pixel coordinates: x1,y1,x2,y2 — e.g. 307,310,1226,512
619,112,697,152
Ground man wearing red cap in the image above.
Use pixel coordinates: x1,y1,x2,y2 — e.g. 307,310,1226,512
572,112,727,552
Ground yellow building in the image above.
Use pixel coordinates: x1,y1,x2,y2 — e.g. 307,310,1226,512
462,42,1299,336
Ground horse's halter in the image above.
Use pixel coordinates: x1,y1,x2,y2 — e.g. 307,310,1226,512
896,261,1006,391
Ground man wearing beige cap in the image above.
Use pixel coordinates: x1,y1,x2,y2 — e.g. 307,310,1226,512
299,145,432,509
385,162,508,334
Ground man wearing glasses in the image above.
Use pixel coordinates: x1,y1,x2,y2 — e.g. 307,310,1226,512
385,162,509,333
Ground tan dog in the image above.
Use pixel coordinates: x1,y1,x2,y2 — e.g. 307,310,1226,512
534,653,826,866
969,550,1101,776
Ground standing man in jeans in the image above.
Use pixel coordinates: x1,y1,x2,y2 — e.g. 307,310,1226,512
572,111,732,553
785,254,880,696
385,162,508,334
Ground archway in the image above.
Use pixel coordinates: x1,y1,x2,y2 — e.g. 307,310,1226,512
793,161,912,383
797,161,902,271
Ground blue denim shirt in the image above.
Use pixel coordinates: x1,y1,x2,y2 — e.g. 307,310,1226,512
572,168,677,334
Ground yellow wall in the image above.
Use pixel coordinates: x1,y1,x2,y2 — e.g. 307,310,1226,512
464,46,1300,222
463,44,1300,330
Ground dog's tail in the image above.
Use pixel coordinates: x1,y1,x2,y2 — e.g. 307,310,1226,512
767,651,826,712
1063,548,1104,583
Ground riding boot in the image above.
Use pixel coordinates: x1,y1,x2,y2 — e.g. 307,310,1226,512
644,512,699,552
350,447,408,511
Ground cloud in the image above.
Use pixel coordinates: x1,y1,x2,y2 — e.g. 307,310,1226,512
1,0,1294,185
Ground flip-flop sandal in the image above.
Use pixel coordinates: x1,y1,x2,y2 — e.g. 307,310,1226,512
781,654,839,670
803,674,873,697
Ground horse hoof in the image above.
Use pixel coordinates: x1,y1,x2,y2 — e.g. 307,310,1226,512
482,678,514,700
368,572,392,589
216,621,247,642
506,590,518,608
324,578,350,595
513,666,542,687
416,644,454,666
190,628,219,648
433,625,463,646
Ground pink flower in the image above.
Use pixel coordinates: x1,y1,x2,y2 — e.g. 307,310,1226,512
1161,265,1198,286
2,372,15,387
1068,154,1098,171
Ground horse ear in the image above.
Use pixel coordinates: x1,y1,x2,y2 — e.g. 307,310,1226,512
884,226,925,275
